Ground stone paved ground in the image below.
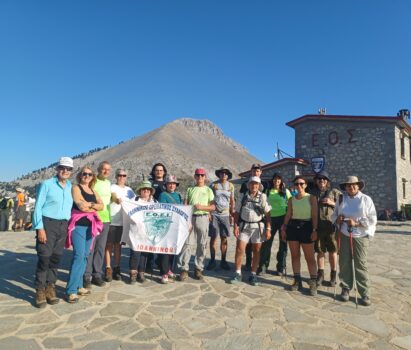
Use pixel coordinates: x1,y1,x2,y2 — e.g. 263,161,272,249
0,222,410,350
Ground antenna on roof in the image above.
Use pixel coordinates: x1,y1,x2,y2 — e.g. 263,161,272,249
398,109,410,120
274,142,293,160
318,108,327,115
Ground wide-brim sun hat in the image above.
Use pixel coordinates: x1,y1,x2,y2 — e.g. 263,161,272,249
136,180,155,195
215,167,232,180
339,176,365,191
16,187,24,193
248,176,261,184
165,174,179,187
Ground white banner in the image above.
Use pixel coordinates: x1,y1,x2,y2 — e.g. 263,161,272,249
121,199,193,255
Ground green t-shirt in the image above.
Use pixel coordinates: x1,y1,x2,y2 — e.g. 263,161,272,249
185,186,214,215
267,189,291,217
93,178,112,223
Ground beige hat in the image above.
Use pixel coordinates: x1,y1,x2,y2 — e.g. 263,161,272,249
339,176,365,191
58,157,74,168
136,180,155,195
248,176,261,184
16,187,24,193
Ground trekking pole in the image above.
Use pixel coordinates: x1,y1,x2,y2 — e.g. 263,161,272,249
334,225,341,301
349,230,358,309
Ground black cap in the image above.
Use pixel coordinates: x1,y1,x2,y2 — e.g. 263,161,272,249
314,170,330,181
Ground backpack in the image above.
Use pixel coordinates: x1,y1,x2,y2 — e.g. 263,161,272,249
238,192,265,224
0,198,7,210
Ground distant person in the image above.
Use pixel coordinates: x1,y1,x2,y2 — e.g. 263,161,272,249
66,166,104,303
332,176,377,306
32,157,74,308
207,167,235,271
281,176,318,296
84,161,113,288
24,192,36,230
105,168,135,282
178,168,215,281
258,173,291,276
158,174,182,284
127,180,156,284
230,177,271,286
0,193,14,231
311,171,340,287
14,187,26,231
239,164,268,271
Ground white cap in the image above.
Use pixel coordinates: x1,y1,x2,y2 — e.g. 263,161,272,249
248,176,261,184
59,157,73,168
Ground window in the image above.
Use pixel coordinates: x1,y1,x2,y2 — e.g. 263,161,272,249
403,179,407,199
409,137,411,163
400,136,405,159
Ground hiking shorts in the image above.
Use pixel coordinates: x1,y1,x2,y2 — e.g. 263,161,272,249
209,214,231,238
286,219,313,244
239,222,265,244
107,225,123,244
314,220,337,253
16,206,27,220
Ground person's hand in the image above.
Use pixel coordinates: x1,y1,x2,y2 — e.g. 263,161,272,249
321,198,334,206
37,229,47,244
116,198,122,205
345,218,356,228
194,204,202,211
234,225,239,238
265,229,271,241
280,229,286,241
311,230,317,241
336,215,345,225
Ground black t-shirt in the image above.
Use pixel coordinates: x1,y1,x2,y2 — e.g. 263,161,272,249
151,180,165,201
73,185,97,227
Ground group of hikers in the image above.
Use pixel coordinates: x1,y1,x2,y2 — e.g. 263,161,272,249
31,157,377,309
0,188,35,232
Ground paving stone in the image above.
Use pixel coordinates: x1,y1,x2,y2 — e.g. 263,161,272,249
67,308,99,324
53,300,92,316
103,319,140,338
0,336,41,350
17,322,63,336
159,339,173,350
130,327,162,342
223,300,246,310
199,292,220,307
0,305,35,315
193,326,226,339
394,322,411,335
221,291,239,299
285,324,363,347
100,302,142,317
284,307,318,324
214,306,242,318
269,327,289,345
391,336,411,350
203,334,265,350
341,314,390,337
249,305,281,320
158,320,189,340
42,337,73,349
73,331,106,343
368,340,402,350
0,316,23,335
293,343,335,350
181,317,216,332
225,318,249,331
79,340,121,350
136,312,157,327
107,292,136,302
146,306,174,317
162,284,198,298
86,317,119,330
251,319,275,333
121,343,159,350
26,310,59,324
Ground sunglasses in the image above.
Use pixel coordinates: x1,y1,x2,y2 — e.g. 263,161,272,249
345,183,358,187
117,174,127,177
294,182,305,186
58,166,73,171
195,174,205,177
220,172,228,175
82,172,93,177
316,177,327,181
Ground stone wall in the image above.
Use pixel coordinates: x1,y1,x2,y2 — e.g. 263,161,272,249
293,119,398,211
261,163,307,189
395,126,411,209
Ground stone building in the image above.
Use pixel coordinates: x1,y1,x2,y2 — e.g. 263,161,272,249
240,112,411,212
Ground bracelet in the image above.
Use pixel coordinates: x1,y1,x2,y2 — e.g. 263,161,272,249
266,228,271,231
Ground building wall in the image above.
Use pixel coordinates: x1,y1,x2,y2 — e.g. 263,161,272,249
261,163,307,189
395,126,411,209
293,119,398,211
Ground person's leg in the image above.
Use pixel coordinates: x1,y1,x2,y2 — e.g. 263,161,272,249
194,215,209,275
66,226,87,295
338,234,353,291
105,242,113,268
234,239,247,271
160,253,169,276
251,242,262,273
45,219,67,286
302,243,317,277
91,222,110,281
288,241,301,275
208,215,218,265
177,229,193,273
353,236,370,298
245,243,252,269
259,220,274,271
220,236,228,261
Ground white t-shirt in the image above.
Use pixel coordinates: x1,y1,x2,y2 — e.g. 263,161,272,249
110,184,135,226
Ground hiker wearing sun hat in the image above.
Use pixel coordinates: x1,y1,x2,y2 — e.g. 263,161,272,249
332,175,377,306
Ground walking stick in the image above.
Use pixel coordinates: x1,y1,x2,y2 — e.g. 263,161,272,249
349,230,358,309
334,225,341,301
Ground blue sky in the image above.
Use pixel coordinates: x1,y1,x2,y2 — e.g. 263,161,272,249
1,0,410,181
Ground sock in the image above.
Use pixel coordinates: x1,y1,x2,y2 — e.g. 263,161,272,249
236,270,241,274
251,272,256,276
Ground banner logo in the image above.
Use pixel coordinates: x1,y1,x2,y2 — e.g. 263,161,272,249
144,212,173,245
311,156,325,173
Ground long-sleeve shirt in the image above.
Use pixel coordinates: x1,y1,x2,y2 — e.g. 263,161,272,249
331,191,377,238
32,177,73,230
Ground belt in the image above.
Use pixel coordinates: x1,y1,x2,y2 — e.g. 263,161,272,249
193,214,208,216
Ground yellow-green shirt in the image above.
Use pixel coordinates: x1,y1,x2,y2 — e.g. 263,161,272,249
267,189,291,217
292,194,311,220
93,178,111,223
185,186,214,215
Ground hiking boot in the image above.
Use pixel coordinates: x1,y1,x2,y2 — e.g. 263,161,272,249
167,271,176,280
206,260,216,271
92,277,106,287
308,279,318,296
248,274,260,286
289,278,303,291
230,273,242,284
113,266,121,281
316,270,324,287
179,270,189,282
105,267,113,282
45,284,59,305
35,288,47,308
83,277,92,290
220,260,230,271
161,274,169,284
77,288,91,296
66,294,79,304
194,269,204,280
129,270,137,285
137,272,146,283
340,288,349,302
257,265,267,276
360,296,371,306
330,270,337,287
